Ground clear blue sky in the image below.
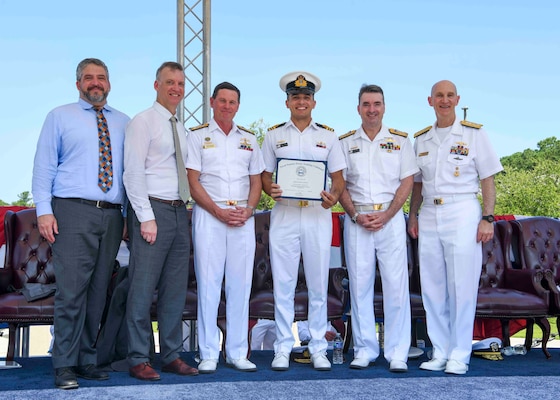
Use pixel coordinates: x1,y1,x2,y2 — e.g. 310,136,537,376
1,0,559,203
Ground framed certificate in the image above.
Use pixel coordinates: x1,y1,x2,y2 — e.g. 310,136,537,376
275,158,327,201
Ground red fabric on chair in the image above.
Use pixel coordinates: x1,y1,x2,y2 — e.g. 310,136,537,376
0,206,29,246
331,212,344,247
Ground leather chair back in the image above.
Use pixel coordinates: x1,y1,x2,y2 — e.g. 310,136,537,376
2,209,55,290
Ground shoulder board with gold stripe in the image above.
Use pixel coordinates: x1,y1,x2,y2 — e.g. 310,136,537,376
389,128,408,138
339,130,356,140
237,125,255,135
413,126,432,138
316,123,334,132
461,120,483,129
189,123,209,131
268,122,286,131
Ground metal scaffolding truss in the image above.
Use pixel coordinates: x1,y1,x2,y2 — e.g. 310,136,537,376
177,0,211,127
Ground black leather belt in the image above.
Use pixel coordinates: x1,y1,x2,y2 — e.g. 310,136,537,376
61,197,122,209
149,196,185,207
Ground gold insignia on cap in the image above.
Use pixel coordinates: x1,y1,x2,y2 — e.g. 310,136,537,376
295,75,308,88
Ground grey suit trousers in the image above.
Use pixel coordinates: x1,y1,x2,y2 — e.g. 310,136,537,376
126,199,190,367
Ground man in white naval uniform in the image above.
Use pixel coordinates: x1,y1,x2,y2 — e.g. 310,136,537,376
261,71,346,371
408,80,503,375
338,84,419,373
186,82,265,373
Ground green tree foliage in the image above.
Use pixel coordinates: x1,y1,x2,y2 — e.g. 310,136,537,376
495,136,560,217
12,191,33,207
248,119,275,210
495,160,560,218
500,137,560,171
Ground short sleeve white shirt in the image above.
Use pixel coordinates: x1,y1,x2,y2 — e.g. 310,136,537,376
340,125,419,204
262,120,346,177
413,119,503,197
185,118,265,201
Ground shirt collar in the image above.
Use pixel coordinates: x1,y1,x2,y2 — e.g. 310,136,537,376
153,101,175,120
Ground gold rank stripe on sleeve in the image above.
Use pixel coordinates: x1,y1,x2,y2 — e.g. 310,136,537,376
237,125,255,135
339,130,356,140
389,128,408,138
189,122,209,131
461,120,483,129
413,126,432,138
268,122,286,131
316,123,334,132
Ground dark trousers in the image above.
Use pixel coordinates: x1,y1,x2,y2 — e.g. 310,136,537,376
126,200,190,367
51,198,123,369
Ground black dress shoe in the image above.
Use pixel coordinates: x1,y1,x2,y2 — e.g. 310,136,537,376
74,364,109,380
55,367,79,390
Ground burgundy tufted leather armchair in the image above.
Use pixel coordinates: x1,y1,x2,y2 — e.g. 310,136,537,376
476,220,551,358
509,217,560,342
0,209,56,361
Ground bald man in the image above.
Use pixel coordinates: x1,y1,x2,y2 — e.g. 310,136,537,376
408,80,503,375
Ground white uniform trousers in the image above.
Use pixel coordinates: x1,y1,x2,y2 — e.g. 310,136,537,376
270,203,331,355
344,211,411,363
193,204,255,360
418,197,482,364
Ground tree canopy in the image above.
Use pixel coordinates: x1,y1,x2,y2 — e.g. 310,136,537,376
495,137,560,217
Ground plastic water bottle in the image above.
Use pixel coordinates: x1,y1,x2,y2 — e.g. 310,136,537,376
501,345,527,356
333,333,344,364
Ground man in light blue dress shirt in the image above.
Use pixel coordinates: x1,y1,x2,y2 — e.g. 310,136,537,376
32,58,129,390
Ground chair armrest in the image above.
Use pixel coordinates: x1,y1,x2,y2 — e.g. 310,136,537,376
0,268,12,294
328,267,348,302
505,268,550,304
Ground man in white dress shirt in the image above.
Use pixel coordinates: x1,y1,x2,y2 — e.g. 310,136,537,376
124,61,198,381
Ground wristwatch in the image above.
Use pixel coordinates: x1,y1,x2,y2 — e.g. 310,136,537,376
248,205,256,216
482,215,495,223
351,213,359,224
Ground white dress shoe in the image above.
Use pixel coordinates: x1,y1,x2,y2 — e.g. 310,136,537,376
271,352,290,371
444,359,468,375
349,357,373,369
311,352,331,371
198,359,218,374
419,358,448,371
226,357,257,372
389,360,408,373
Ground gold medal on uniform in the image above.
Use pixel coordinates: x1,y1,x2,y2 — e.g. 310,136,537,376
454,167,460,177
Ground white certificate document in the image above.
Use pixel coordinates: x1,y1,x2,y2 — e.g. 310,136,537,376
275,158,327,201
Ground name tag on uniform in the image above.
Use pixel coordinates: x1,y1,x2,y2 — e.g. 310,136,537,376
418,152,429,157
203,137,215,149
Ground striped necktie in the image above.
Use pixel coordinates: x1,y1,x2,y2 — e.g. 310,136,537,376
170,116,190,202
95,107,113,192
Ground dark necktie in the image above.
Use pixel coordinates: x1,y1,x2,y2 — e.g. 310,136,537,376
96,107,113,192
170,116,190,202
